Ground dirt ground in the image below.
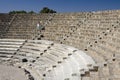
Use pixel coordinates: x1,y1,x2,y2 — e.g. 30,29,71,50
0,64,28,80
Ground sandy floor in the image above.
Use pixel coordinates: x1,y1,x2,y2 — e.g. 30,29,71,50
0,64,28,80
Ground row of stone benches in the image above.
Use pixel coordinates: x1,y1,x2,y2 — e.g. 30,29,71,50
0,39,97,80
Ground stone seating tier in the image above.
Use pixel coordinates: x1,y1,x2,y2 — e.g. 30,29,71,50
0,10,120,80
0,39,97,80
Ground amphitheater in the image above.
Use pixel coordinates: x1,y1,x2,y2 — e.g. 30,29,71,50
0,10,120,80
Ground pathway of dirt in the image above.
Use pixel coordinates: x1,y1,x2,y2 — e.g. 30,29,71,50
0,64,28,80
